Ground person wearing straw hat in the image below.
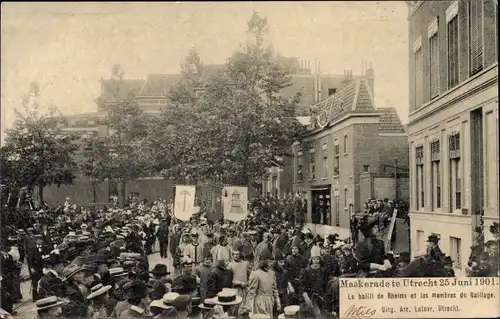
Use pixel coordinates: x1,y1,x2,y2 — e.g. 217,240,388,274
212,289,243,318
149,298,175,319
35,296,64,318
198,298,216,319
87,283,112,318
246,250,280,317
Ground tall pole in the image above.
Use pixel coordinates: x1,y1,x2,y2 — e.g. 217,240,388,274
394,158,398,200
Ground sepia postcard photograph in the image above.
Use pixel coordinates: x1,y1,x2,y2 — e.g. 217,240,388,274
1,2,499,319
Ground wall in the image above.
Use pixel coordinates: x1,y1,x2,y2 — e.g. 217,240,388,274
42,177,175,206
410,211,471,276
373,177,409,200
359,173,410,203
408,0,498,111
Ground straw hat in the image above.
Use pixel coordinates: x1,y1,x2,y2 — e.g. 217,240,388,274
213,289,242,306
198,298,216,310
87,284,112,300
162,292,180,307
278,305,300,319
35,296,64,311
150,299,173,310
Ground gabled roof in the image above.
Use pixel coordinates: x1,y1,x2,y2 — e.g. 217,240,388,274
378,107,406,133
139,74,182,97
311,78,376,128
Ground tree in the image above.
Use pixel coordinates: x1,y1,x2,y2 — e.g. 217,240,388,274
83,66,153,204
152,12,304,187
2,82,79,204
168,48,205,106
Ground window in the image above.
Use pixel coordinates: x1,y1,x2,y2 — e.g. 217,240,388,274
297,156,303,182
469,0,484,75
416,146,425,210
450,237,462,269
310,156,316,180
323,156,328,177
429,18,440,99
343,134,348,154
447,2,460,89
344,188,348,208
363,165,370,173
431,140,441,210
449,133,461,211
328,88,337,96
413,38,423,109
333,139,340,176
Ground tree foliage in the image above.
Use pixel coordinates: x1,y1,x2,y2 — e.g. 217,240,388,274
1,82,79,200
168,48,205,106
151,12,304,186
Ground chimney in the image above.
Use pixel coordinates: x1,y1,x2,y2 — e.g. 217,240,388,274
365,62,375,97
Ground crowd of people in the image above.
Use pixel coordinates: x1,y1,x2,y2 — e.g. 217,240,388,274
1,193,499,319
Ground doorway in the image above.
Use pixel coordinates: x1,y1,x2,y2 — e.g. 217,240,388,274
311,188,331,225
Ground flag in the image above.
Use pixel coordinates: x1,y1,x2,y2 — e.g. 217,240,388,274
222,186,248,222
174,185,196,221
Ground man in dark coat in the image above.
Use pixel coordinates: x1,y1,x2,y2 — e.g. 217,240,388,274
354,216,392,277
172,260,198,296
157,221,169,259
205,260,233,298
149,264,171,301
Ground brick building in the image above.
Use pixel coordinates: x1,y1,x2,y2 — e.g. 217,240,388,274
292,71,409,235
262,60,373,198
406,0,498,274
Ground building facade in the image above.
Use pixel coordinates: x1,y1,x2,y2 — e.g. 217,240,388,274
406,0,498,274
292,74,409,233
262,61,373,199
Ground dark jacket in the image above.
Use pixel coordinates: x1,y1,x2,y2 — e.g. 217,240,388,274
354,237,387,272
205,267,233,298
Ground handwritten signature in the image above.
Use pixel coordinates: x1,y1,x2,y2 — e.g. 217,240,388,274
343,305,377,318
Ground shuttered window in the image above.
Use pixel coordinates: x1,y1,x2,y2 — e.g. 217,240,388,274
429,34,440,99
447,14,460,88
469,0,484,75
449,133,461,211
431,140,441,210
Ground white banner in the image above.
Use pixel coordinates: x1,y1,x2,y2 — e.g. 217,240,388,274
174,185,196,221
222,186,248,222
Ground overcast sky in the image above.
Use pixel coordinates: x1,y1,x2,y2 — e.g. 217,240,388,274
1,2,409,142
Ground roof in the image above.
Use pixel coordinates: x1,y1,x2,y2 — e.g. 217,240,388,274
378,107,406,133
139,74,182,97
98,79,145,103
138,65,224,96
310,78,376,128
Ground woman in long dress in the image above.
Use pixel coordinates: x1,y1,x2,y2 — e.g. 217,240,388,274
245,251,280,317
